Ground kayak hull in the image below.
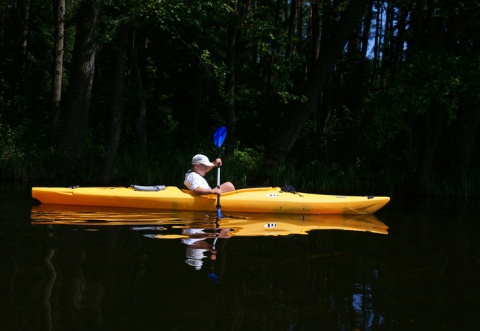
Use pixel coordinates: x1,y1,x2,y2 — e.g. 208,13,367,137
31,186,390,214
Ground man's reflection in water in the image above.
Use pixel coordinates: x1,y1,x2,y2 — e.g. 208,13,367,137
181,228,232,271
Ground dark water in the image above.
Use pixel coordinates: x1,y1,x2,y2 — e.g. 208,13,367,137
1,187,480,331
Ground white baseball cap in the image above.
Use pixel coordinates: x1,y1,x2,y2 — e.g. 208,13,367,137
191,154,214,166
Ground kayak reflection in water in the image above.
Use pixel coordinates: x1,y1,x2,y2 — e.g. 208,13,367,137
182,228,231,271
184,154,235,195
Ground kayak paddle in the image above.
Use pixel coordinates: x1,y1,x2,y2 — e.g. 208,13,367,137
213,126,227,218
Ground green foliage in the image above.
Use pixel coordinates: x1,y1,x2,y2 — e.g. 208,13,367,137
0,117,48,182
1,0,480,198
0,118,22,179
224,144,264,187
389,52,464,121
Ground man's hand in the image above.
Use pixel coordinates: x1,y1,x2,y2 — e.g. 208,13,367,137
211,187,222,195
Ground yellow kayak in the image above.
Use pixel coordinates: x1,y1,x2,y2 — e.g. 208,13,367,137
31,186,390,214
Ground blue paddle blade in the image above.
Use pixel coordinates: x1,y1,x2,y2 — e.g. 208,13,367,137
207,272,220,284
214,126,227,148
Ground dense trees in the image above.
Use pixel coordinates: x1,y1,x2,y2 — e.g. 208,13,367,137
0,0,479,196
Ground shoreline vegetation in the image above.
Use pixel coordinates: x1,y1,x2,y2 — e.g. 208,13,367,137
2,142,479,199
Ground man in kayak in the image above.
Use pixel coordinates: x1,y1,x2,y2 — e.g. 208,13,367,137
184,154,235,195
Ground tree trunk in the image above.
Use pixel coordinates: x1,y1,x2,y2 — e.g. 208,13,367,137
191,59,204,148
456,107,480,174
13,0,29,99
225,24,236,153
391,1,409,81
225,0,249,153
370,0,381,85
360,0,373,64
63,0,102,170
286,0,300,59
308,0,320,67
264,0,283,88
50,0,65,145
99,22,131,184
415,100,443,195
132,44,148,155
263,0,370,170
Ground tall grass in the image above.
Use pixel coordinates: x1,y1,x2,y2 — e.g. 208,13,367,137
269,161,398,196
432,168,480,198
0,141,400,195
114,147,188,186
2,127,478,199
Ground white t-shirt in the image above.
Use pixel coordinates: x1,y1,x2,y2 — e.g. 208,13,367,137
184,170,211,191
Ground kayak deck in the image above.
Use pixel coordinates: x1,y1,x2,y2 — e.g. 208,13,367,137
31,186,390,214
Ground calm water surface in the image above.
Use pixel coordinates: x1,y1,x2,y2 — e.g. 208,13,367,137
1,187,479,331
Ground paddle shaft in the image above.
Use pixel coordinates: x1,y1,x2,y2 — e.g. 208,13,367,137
216,148,221,212
213,126,227,218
